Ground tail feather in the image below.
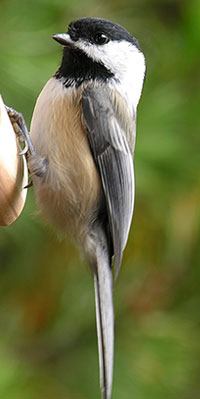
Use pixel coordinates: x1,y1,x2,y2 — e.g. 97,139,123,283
94,242,114,399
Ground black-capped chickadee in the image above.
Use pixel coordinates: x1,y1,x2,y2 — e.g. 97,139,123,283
8,17,146,399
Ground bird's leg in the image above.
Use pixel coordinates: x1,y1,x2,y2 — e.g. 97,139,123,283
6,106,48,178
6,106,35,156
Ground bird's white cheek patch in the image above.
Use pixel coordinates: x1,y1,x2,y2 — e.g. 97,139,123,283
76,39,146,112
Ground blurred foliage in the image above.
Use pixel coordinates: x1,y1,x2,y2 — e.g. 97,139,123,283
0,0,200,398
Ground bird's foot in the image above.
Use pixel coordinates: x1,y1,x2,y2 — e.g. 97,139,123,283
6,106,48,178
6,106,35,156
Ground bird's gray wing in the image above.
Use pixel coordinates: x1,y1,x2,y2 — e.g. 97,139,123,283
82,85,135,278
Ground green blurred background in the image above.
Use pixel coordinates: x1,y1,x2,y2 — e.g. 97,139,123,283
0,0,200,398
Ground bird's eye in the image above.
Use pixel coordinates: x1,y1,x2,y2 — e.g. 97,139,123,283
94,32,109,45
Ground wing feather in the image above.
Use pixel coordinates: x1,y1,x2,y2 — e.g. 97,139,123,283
82,85,135,278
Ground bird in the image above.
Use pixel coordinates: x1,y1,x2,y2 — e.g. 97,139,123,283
8,17,146,399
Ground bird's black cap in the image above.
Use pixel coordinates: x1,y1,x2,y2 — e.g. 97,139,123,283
68,17,141,50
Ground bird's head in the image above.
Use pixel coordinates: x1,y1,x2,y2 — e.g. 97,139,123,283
53,17,146,111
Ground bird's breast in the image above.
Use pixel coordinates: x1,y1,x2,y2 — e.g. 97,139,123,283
30,77,101,236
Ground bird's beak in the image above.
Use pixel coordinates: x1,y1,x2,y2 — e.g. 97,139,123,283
52,33,73,46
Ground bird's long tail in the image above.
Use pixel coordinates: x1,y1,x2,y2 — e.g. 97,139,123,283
94,240,114,399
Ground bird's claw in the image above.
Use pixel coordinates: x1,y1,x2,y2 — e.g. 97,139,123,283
18,140,29,156
6,105,48,181
6,106,35,156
